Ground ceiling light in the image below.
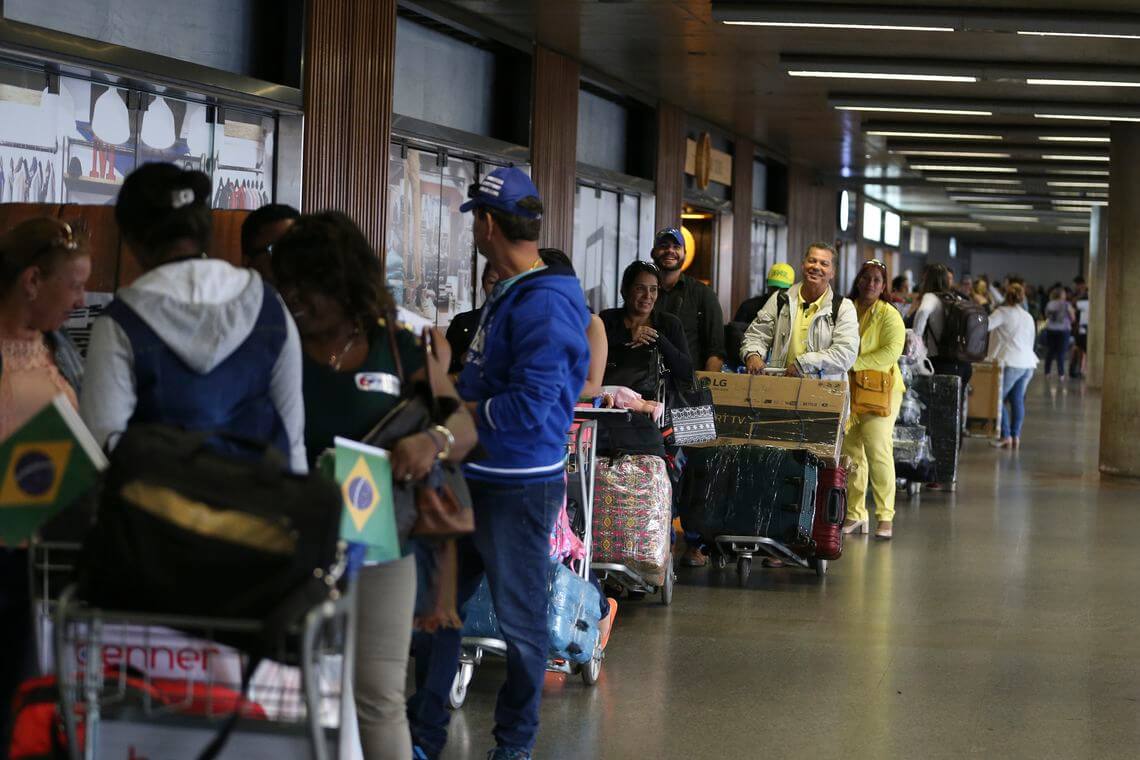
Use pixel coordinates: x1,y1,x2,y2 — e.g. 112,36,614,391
867,130,1002,140
963,203,1034,210
925,221,986,229
971,215,1040,223
926,177,1021,184
946,188,1027,195
1052,199,1107,206
1028,78,1140,88
1052,191,1081,197
1089,192,1108,197
1038,136,1110,143
1041,154,1110,162
891,150,1011,158
1036,113,1140,123
911,165,1018,173
838,106,992,116
1046,169,1109,176
790,71,976,82
1018,31,1140,40
725,21,953,31
1048,181,1109,187
1058,226,1091,232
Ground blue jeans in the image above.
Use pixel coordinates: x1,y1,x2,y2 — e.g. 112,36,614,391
1001,367,1034,439
408,478,563,758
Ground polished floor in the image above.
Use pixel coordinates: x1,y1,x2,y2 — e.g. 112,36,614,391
436,376,1140,760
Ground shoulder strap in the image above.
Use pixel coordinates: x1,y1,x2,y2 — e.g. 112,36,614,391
776,290,789,322
831,292,843,323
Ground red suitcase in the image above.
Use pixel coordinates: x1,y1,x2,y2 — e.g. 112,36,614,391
812,464,847,560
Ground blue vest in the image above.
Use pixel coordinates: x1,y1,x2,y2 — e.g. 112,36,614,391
105,285,289,460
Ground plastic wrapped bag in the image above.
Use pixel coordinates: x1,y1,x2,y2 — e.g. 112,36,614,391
591,455,672,586
898,390,925,426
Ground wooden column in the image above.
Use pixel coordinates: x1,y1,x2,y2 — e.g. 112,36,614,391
787,164,836,262
654,101,686,231
731,138,755,311
531,46,579,253
302,0,396,255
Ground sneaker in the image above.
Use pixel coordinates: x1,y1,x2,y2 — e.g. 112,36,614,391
681,546,708,567
598,598,619,651
487,748,532,760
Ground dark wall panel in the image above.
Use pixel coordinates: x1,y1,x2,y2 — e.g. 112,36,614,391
531,46,579,254
654,101,685,231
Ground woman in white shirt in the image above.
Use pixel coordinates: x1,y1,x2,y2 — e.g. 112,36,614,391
986,283,1038,449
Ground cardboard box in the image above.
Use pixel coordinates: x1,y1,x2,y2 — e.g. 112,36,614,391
690,372,848,463
966,361,1003,437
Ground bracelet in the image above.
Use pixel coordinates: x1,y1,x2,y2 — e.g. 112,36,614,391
430,425,454,460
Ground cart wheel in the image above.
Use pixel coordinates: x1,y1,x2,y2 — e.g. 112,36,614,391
714,552,729,570
814,558,828,578
661,565,674,606
581,653,602,685
448,661,474,709
627,590,647,601
737,556,751,587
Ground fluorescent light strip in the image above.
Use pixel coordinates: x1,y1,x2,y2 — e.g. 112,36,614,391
726,21,953,31
838,106,993,116
867,130,1002,140
911,164,1017,173
1038,136,1110,143
925,221,986,229
790,71,976,82
946,188,1027,195
1018,31,1140,41
1059,226,1091,232
1089,192,1109,197
891,150,1011,158
1046,169,1109,176
971,215,1040,223
963,203,1034,210
926,177,1022,184
1036,113,1140,123
1048,181,1109,187
1053,199,1107,206
1028,78,1140,88
1041,154,1110,162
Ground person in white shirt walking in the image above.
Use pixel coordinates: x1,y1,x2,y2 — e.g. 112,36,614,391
986,283,1038,449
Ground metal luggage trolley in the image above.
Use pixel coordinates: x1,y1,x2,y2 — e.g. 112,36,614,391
35,541,358,760
712,536,828,585
449,420,602,710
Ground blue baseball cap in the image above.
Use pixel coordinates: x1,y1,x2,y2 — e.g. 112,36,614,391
459,166,542,219
654,227,684,248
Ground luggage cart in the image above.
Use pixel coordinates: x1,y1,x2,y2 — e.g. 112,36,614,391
711,536,827,586
36,541,357,760
449,421,603,710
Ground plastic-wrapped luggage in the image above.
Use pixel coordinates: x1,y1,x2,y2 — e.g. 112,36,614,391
812,464,847,560
459,562,601,665
908,374,962,485
592,455,672,586
686,445,820,546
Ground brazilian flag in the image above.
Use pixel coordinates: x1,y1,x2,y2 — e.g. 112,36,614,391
0,395,107,544
333,437,400,563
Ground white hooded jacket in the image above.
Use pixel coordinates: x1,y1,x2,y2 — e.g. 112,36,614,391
739,282,860,381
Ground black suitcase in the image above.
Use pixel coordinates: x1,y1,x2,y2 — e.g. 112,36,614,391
684,445,819,546
908,374,962,485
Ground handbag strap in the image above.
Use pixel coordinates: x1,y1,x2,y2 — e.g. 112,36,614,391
383,310,444,419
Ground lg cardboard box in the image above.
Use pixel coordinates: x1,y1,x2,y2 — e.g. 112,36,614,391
967,361,1003,437
692,372,848,463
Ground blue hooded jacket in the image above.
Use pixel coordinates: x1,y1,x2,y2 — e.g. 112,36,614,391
457,263,590,484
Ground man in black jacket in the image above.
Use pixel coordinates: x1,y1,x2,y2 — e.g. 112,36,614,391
651,227,726,372
444,264,500,374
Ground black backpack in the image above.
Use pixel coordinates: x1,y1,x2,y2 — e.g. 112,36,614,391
930,291,989,362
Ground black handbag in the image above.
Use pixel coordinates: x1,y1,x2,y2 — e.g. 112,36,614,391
76,424,343,638
662,373,718,446
602,343,661,400
361,314,474,542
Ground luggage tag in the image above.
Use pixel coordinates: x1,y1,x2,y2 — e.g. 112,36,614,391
355,372,401,395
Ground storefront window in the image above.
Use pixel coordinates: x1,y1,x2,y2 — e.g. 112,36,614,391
749,217,786,298
573,181,646,313
0,65,275,208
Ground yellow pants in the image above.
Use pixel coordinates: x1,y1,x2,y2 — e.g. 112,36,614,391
842,392,902,523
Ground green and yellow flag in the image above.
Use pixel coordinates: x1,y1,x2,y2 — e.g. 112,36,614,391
333,437,400,563
0,395,107,544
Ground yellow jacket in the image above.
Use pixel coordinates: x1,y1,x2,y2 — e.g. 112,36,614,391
853,300,906,396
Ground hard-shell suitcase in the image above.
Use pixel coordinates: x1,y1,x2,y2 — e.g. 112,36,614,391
909,374,962,485
687,445,819,546
591,455,673,586
459,562,601,665
810,464,847,560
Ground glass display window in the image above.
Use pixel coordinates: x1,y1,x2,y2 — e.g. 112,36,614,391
211,110,274,210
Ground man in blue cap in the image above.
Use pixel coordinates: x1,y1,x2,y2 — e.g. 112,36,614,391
408,167,591,760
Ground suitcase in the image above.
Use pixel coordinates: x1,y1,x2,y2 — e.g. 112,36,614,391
459,562,601,665
810,464,846,560
687,445,819,546
909,374,962,485
591,455,673,586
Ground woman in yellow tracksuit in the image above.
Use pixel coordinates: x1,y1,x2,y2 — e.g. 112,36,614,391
842,259,905,539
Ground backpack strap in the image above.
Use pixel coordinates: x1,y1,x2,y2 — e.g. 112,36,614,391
776,290,789,322
830,292,843,323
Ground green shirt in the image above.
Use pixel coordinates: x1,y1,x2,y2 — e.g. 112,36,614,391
302,324,423,468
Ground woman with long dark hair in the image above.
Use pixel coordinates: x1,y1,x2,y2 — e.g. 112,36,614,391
842,260,906,539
